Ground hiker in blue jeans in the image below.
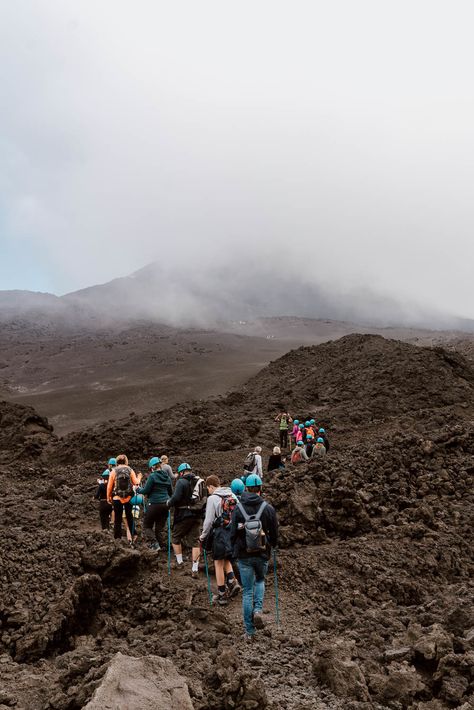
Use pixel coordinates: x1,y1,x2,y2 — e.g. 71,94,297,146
229,473,278,641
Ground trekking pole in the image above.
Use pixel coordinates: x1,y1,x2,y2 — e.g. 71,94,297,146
167,511,171,576
273,548,280,626
203,548,213,607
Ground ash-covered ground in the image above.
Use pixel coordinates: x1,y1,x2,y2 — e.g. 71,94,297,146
1,334,473,709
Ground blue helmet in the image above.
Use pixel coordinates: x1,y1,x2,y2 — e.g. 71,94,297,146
297,441,304,447
108,458,117,466
177,462,191,474
319,428,325,434
231,478,245,495
305,421,310,426
293,419,299,425
307,434,313,440
317,437,325,443
102,469,110,478
299,423,304,429
148,456,161,468
245,473,262,487
310,419,315,425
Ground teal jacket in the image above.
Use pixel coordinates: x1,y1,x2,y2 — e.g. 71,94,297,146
138,469,173,504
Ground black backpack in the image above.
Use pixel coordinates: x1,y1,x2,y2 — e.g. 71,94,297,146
243,452,257,472
237,500,268,553
114,465,133,498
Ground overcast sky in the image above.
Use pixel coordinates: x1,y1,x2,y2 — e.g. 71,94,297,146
1,1,474,318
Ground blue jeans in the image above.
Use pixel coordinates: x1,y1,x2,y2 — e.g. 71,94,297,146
238,557,269,635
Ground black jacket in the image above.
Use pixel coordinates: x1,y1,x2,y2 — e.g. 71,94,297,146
230,492,278,560
167,473,205,521
267,454,283,472
95,480,108,501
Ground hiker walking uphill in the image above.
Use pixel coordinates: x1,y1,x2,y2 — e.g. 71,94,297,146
200,475,241,606
291,440,309,464
230,474,278,641
166,463,206,578
243,446,263,482
106,454,141,542
274,411,292,449
267,446,285,473
137,457,172,550
94,457,116,531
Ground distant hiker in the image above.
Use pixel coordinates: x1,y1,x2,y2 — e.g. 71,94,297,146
160,455,176,482
107,454,141,542
290,420,300,446
166,463,206,578
296,424,304,443
305,435,315,459
242,446,263,482
95,457,116,530
314,437,327,456
305,424,315,441
231,479,245,498
137,457,173,551
274,412,292,448
318,428,330,452
200,475,241,605
267,446,285,473
290,440,309,464
230,473,278,641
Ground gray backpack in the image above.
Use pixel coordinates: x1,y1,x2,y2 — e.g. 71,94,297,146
237,500,268,553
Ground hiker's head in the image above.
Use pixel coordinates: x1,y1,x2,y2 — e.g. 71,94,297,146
293,420,299,425
319,428,325,434
101,470,110,478
299,423,304,429
205,475,220,494
307,434,313,441
148,456,161,471
305,421,310,426
177,462,192,476
245,473,262,493
161,455,169,463
273,446,281,455
254,446,262,454
297,441,304,447
231,478,245,495
310,419,316,425
116,454,128,466
108,457,117,470
317,437,325,444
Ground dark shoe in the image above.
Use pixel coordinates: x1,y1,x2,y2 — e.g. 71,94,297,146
191,569,199,579
253,611,265,629
174,560,184,570
212,592,228,606
227,579,241,598
149,542,161,551
245,633,255,643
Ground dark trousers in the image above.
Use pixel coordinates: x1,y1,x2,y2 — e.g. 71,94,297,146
143,503,168,545
279,429,288,448
113,500,134,539
99,500,112,530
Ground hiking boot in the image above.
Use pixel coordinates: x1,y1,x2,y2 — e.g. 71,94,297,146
191,569,199,579
149,542,161,551
227,579,241,598
253,611,265,630
173,560,184,570
212,592,228,606
244,633,255,643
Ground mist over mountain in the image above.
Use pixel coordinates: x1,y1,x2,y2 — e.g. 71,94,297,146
1,262,472,333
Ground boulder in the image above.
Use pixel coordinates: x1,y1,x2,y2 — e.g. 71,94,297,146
84,652,193,709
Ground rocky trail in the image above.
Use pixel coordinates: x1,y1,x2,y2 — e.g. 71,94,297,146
1,334,474,709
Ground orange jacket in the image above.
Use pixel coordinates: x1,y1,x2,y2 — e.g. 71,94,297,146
107,468,140,503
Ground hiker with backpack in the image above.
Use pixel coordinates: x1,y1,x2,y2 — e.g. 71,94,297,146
314,437,327,456
137,456,173,551
200,475,241,605
230,473,278,641
274,411,292,449
106,454,142,542
318,428,330,452
290,440,309,464
166,462,206,578
242,446,263,482
94,457,116,531
305,435,315,459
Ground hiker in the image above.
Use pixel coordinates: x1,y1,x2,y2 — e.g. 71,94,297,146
267,446,285,473
200,475,241,605
94,457,116,530
166,462,206,578
296,424,304,443
230,473,278,641
160,455,176,482
242,446,263,482
290,440,309,464
305,435,315,459
305,423,315,441
314,437,327,456
136,457,172,550
318,428,330,452
274,411,292,449
106,454,142,542
290,420,300,446
231,478,245,498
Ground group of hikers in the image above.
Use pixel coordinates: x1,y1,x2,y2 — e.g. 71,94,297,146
93,412,328,640
274,412,329,463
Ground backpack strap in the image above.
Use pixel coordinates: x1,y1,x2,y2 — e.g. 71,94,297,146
237,500,251,521
253,501,267,521
237,500,267,522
